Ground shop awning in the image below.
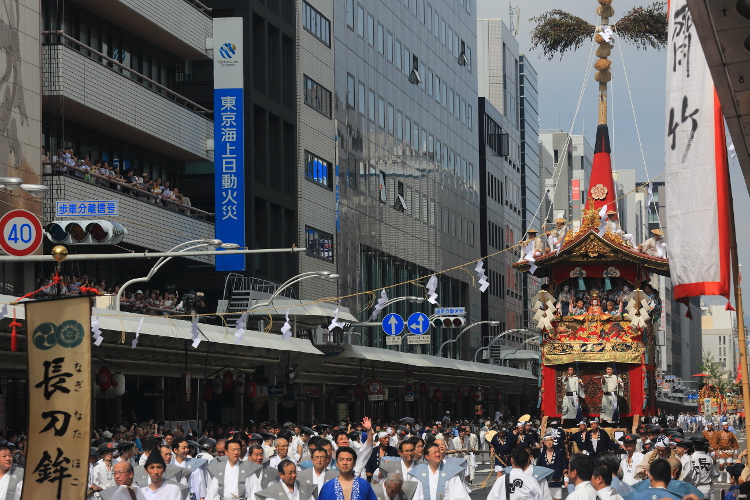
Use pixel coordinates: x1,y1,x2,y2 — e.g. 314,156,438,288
323,344,536,379
0,295,322,376
243,298,358,332
497,349,541,361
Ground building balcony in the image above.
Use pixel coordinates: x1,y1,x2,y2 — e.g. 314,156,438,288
42,171,215,263
65,0,212,60
42,41,213,163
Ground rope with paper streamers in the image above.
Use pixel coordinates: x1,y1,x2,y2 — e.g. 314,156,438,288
2,175,665,336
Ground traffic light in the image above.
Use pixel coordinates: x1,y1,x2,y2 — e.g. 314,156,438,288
431,316,467,328
45,220,127,244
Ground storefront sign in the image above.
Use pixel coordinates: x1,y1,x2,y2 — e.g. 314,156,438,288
24,297,91,500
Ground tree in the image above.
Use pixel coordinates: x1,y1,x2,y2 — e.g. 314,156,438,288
701,350,738,395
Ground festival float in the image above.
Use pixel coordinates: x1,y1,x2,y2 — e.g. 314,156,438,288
517,0,671,429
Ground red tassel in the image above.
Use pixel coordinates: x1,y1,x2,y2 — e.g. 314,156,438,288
685,309,693,319
726,302,736,311
9,310,21,352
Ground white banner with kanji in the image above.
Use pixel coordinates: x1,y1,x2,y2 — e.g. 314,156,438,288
664,0,730,301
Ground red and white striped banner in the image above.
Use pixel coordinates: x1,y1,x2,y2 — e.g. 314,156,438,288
664,0,730,301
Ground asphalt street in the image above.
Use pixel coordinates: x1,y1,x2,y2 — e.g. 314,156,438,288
466,428,747,500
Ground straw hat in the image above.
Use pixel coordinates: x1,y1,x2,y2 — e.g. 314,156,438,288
606,210,617,215
652,229,664,236
527,228,538,234
554,217,566,224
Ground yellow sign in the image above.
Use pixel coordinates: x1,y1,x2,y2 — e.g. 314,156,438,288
23,297,91,500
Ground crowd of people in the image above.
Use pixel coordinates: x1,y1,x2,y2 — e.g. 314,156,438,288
44,148,192,211
33,273,200,315
0,410,740,500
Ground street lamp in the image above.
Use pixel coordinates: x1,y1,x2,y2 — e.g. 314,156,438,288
369,296,425,319
247,271,340,313
473,329,534,362
437,320,501,358
115,239,237,310
0,176,49,196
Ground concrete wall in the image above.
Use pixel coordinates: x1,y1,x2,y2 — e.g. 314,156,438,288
296,0,338,302
43,175,214,263
42,45,212,162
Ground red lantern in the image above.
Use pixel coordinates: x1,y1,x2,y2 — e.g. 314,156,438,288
495,392,502,403
483,387,491,399
223,371,234,390
468,389,476,399
456,389,463,399
97,367,112,391
354,385,364,399
204,383,213,402
419,383,427,395
434,388,443,401
245,381,257,399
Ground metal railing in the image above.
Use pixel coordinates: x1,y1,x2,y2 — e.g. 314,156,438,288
42,31,213,116
183,0,212,13
222,274,298,303
43,162,214,219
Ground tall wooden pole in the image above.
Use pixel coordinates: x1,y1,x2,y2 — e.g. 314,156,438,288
729,180,750,445
595,1,614,125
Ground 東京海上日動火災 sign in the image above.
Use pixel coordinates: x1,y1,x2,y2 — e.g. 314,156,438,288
214,17,246,271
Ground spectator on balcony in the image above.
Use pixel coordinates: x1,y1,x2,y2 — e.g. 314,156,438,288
79,157,93,181
52,149,67,173
150,178,164,203
125,170,141,195
64,148,77,166
162,181,173,200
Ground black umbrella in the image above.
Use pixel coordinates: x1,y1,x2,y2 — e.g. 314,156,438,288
399,417,415,424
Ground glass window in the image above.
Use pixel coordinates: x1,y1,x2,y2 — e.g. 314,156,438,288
358,81,366,114
420,128,427,154
435,139,442,164
303,2,331,46
387,104,394,134
426,3,433,31
304,75,332,118
347,154,358,190
442,81,448,109
434,75,440,103
405,116,412,145
449,88,455,114
466,45,472,72
359,160,367,192
386,31,393,62
305,150,332,189
346,0,354,29
356,4,365,37
306,226,334,261
453,32,460,57
403,47,411,76
378,96,385,128
441,19,446,45
369,165,378,199
346,73,356,108
454,91,459,117
427,68,433,96
447,26,453,51
378,23,385,55
378,171,387,203
419,61,425,90
396,111,403,141
460,98,466,124
433,10,439,37
368,89,375,122
468,104,473,130
412,121,419,149
367,15,375,45
395,40,402,70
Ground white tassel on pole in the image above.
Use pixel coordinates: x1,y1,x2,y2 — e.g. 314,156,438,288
92,316,103,346
234,312,248,344
475,260,489,292
191,316,202,348
426,276,439,304
281,308,293,339
370,289,389,320
131,317,144,349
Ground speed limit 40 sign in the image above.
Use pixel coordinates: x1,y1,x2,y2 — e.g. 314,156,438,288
0,209,42,256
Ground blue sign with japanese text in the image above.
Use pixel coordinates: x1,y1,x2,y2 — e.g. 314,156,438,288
214,17,246,271
56,200,118,217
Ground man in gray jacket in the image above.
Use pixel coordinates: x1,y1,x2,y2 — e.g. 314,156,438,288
255,460,317,500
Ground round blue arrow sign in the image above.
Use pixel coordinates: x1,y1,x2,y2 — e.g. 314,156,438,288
407,312,430,334
382,313,405,336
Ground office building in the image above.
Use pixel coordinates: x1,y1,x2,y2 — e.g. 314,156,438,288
539,130,592,227
701,300,737,379
334,0,482,357
476,18,535,346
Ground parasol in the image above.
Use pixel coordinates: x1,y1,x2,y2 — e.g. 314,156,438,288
399,417,415,424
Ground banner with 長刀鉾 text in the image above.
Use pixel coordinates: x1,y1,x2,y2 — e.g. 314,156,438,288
664,0,731,301
23,296,91,500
